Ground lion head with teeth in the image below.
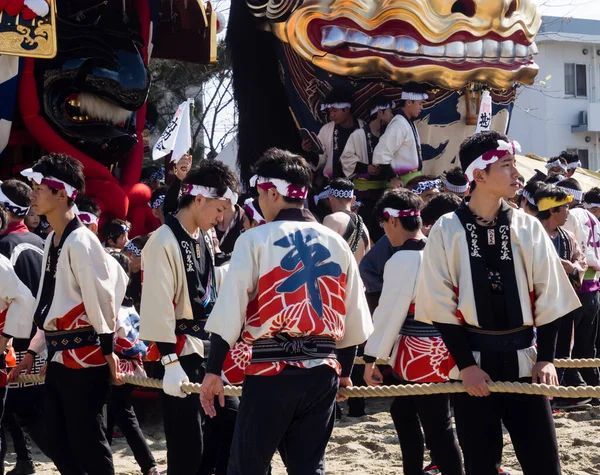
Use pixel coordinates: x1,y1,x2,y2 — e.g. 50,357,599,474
230,0,542,183
265,0,540,90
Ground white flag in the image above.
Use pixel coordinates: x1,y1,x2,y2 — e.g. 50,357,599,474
152,99,193,163
475,90,492,133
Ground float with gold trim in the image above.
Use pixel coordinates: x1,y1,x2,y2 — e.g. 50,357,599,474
0,0,218,235
229,0,545,183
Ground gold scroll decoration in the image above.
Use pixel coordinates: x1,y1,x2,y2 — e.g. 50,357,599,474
0,0,57,59
259,0,541,90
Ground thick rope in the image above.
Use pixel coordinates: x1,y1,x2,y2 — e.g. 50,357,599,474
354,357,600,369
15,373,600,399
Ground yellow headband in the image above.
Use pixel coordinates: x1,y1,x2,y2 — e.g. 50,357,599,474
537,195,573,212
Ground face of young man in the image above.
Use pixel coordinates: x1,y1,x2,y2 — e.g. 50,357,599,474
328,107,352,126
552,204,570,227
475,155,521,199
404,100,424,119
378,108,394,125
152,207,165,225
30,184,62,216
195,196,227,231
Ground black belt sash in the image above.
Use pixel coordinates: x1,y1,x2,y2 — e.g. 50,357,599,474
464,325,535,353
400,314,441,338
174,318,210,341
251,334,337,363
45,327,99,359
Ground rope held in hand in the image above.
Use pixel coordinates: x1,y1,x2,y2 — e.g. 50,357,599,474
14,373,600,399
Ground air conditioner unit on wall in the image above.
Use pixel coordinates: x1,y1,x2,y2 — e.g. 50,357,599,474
579,111,588,126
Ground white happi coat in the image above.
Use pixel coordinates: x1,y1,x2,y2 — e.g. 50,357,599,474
317,119,366,179
205,216,373,378
372,114,420,177
415,209,581,380
0,254,36,339
139,224,214,358
33,225,126,368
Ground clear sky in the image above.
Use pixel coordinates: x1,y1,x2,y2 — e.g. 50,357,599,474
536,0,600,20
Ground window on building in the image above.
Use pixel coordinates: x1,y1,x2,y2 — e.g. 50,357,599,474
567,148,589,169
564,63,588,97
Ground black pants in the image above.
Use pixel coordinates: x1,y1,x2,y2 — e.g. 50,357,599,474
389,394,462,475
556,308,586,386
454,391,560,475
199,396,239,475
228,365,338,475
3,384,49,461
44,362,113,475
573,291,600,386
155,354,205,475
107,384,156,475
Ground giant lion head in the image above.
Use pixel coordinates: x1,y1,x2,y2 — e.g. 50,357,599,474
246,0,541,89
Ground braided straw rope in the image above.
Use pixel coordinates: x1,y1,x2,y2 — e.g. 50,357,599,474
15,374,600,399
354,357,600,369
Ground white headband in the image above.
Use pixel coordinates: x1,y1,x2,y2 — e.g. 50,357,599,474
382,207,421,218
320,102,351,111
413,179,442,195
0,183,29,217
585,203,600,209
464,140,521,182
313,188,331,205
77,211,99,225
545,159,567,172
444,179,469,194
521,189,536,207
330,188,354,199
184,185,238,204
250,175,308,200
243,198,266,225
567,161,581,170
401,92,428,101
20,168,79,200
370,101,395,116
560,187,584,202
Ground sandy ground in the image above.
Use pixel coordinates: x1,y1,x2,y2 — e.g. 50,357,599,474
5,397,600,475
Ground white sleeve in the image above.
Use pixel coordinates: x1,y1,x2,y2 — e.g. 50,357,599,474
372,120,406,166
215,263,230,293
337,250,373,348
28,327,46,354
364,252,420,360
139,236,179,344
531,220,581,326
0,258,35,339
72,239,120,334
415,222,460,325
205,233,259,347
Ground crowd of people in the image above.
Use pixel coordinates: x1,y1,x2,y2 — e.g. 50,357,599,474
0,85,596,475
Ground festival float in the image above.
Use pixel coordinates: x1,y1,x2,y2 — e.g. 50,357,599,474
228,0,600,187
0,0,218,236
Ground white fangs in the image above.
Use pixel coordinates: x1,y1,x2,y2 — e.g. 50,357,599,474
78,93,134,125
320,25,537,63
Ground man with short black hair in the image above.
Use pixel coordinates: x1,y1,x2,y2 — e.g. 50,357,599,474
302,90,363,181
18,152,127,475
373,83,429,185
416,131,580,475
561,151,581,178
0,179,47,475
75,194,102,235
139,159,240,474
405,175,441,204
421,192,462,235
443,167,469,198
149,186,167,225
519,180,545,216
200,148,373,475
364,190,462,475
323,178,370,264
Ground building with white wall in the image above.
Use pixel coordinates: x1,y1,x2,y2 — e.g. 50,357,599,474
510,16,600,170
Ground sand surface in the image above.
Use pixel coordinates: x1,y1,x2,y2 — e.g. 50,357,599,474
6,397,600,474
